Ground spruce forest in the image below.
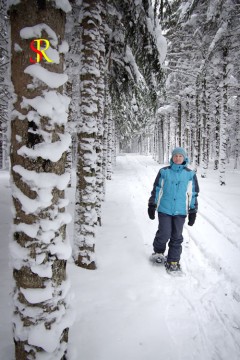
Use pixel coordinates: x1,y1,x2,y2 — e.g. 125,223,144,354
0,0,239,359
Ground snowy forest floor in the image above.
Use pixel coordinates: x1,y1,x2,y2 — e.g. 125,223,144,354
1,154,240,360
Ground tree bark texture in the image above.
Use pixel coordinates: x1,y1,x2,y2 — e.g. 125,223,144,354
10,1,72,358
73,0,103,269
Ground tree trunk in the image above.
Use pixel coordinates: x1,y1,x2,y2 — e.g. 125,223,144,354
177,101,181,146
95,2,106,225
0,0,10,170
214,88,220,170
158,116,164,164
166,113,171,163
234,91,239,169
106,94,113,180
73,0,102,269
9,1,72,358
200,75,210,178
153,119,158,161
194,75,201,169
219,45,228,185
65,0,82,184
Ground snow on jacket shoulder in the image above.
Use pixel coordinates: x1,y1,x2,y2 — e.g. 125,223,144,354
148,163,199,216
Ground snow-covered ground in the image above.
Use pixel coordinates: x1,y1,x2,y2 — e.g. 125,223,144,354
1,154,240,360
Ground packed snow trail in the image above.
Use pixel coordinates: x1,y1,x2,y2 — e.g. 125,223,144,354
68,154,240,360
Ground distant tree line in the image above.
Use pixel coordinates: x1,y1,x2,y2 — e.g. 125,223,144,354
148,0,240,185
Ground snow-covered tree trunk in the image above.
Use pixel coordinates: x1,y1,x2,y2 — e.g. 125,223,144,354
219,45,228,185
102,84,109,194
111,113,116,167
193,76,201,170
73,0,101,269
213,88,220,170
181,99,187,149
102,83,113,181
185,91,195,159
115,130,120,156
0,0,10,170
183,96,189,153
189,92,197,170
234,92,239,169
65,0,82,179
177,100,181,146
200,75,210,178
9,0,73,358
95,2,106,225
188,93,195,163
158,116,164,164
106,94,113,180
166,114,171,163
153,119,158,161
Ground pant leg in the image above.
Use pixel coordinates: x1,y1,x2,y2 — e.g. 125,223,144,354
167,215,186,262
153,212,172,253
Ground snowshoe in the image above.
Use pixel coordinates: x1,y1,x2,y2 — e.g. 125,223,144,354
165,261,181,273
151,253,166,265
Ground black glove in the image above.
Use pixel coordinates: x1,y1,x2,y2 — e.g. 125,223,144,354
188,212,196,226
148,204,156,220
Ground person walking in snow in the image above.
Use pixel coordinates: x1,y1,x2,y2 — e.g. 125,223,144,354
148,147,199,272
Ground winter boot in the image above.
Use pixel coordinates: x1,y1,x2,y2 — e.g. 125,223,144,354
165,261,181,272
152,253,166,264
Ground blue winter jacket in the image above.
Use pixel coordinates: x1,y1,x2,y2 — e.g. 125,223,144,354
149,161,199,216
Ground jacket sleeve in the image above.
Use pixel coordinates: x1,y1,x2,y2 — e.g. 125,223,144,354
189,172,199,213
148,170,161,207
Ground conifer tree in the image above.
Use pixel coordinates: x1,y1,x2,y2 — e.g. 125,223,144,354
73,0,103,269
9,1,73,358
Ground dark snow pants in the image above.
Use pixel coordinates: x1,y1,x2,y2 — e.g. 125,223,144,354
153,212,186,262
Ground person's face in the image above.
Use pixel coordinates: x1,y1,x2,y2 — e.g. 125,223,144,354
173,154,184,164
